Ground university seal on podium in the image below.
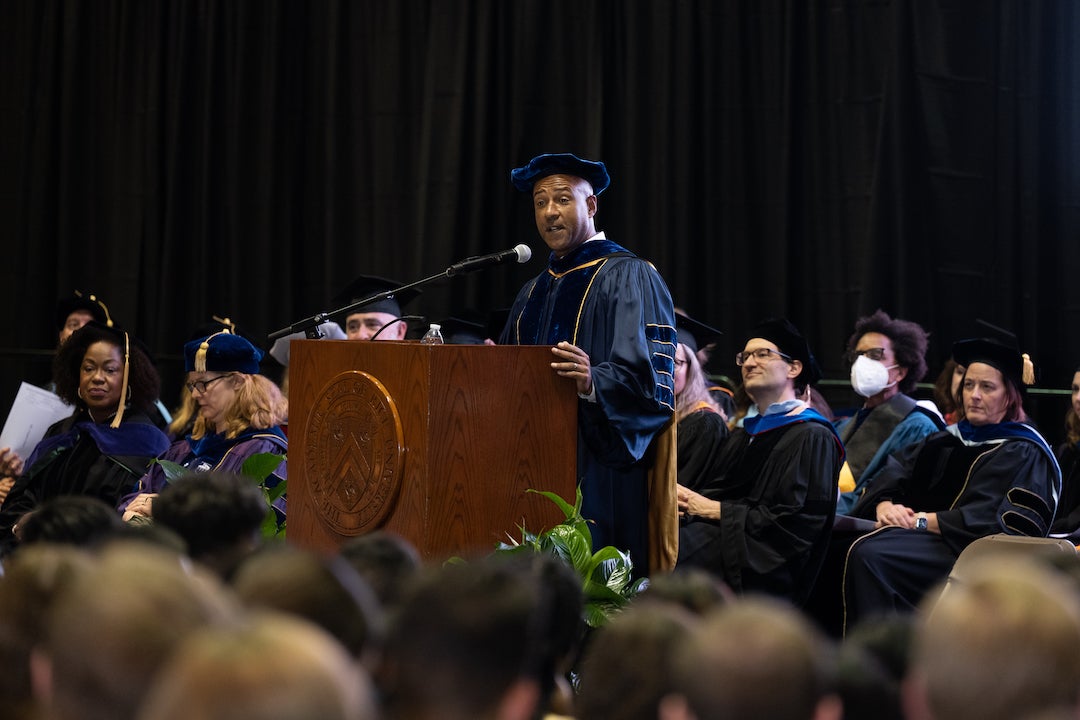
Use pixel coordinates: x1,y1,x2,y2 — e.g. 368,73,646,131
305,370,404,535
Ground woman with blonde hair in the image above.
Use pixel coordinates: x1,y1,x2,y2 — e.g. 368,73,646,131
120,331,287,522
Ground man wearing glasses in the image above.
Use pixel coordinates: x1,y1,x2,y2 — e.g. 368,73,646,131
835,310,944,516
676,318,844,605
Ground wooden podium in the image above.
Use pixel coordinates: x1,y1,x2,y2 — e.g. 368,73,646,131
286,339,578,561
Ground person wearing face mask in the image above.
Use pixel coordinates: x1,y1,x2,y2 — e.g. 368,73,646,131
834,310,945,516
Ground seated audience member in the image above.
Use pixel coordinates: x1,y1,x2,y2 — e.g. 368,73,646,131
903,558,1080,720
120,330,287,522
676,319,844,605
377,558,550,720
836,310,944,515
11,495,123,549
637,567,735,615
337,530,422,612
575,601,699,720
673,312,729,492
659,598,842,720
136,612,378,720
34,542,238,720
932,358,966,425
0,545,95,720
843,335,1061,628
150,471,269,579
833,615,913,720
231,545,383,667
1051,365,1080,535
0,322,170,555
54,289,110,347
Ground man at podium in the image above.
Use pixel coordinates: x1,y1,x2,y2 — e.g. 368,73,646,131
501,152,677,574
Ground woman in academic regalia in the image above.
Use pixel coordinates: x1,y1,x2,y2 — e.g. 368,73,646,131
119,331,287,523
673,312,728,493
0,322,171,555
843,335,1061,629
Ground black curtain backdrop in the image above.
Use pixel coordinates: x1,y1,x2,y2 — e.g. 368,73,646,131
1,1,1077,437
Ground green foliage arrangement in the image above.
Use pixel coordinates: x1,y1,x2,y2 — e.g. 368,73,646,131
493,487,646,628
155,452,287,540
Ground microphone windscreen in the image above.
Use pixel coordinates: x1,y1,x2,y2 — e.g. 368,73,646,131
514,244,532,263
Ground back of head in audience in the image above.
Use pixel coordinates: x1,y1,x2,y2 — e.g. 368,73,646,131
834,614,913,720
660,597,841,720
338,530,422,611
0,545,96,720
231,544,383,666
36,542,238,720
378,558,547,720
576,601,699,720
638,568,735,615
905,557,1080,720
136,612,378,720
151,470,268,579
12,495,123,549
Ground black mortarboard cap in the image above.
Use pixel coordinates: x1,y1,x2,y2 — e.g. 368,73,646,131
332,275,420,318
510,153,611,195
55,290,110,330
750,317,822,386
675,312,723,356
438,316,488,345
952,333,1034,389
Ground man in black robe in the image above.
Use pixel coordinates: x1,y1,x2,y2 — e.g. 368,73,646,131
676,319,844,605
500,153,677,575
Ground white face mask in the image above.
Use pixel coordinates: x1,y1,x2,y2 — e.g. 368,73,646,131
850,355,898,398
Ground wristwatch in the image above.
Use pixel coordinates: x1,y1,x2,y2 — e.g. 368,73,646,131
915,512,928,531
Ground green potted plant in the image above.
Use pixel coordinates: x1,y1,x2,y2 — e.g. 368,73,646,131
492,487,646,628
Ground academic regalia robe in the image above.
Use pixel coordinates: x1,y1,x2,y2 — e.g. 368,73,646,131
1051,441,1080,535
677,407,844,605
844,421,1061,626
501,237,676,574
677,407,728,493
0,409,170,554
118,426,288,514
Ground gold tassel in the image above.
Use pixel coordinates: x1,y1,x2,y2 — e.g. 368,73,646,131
111,331,130,429
212,316,236,334
88,293,115,328
195,339,210,373
1021,353,1035,386
194,329,230,373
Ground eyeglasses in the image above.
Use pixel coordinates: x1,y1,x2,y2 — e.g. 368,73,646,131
185,373,234,394
735,348,792,366
849,347,887,362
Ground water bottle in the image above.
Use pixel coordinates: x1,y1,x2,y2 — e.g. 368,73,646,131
420,323,444,345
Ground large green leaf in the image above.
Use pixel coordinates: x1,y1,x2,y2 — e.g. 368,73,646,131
241,452,286,482
488,485,644,628
154,459,190,483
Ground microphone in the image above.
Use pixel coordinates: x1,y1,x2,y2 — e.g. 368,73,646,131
447,244,532,276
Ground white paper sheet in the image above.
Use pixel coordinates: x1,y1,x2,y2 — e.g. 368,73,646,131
0,382,73,462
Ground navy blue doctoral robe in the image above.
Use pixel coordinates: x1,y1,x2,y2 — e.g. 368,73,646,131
501,238,676,573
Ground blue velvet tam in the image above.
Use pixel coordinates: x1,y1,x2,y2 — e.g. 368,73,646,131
750,317,823,386
184,331,263,374
510,153,611,195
